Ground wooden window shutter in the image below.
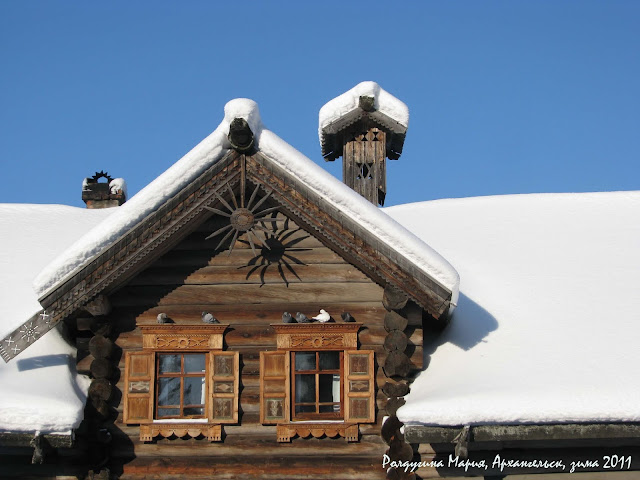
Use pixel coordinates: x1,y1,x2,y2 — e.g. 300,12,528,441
209,351,239,424
260,350,290,425
123,351,155,424
344,350,375,424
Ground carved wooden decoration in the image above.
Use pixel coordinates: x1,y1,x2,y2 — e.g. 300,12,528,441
264,323,374,443
125,324,236,442
272,323,360,350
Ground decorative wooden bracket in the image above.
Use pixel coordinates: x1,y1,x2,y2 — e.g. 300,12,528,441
276,423,359,443
140,423,222,442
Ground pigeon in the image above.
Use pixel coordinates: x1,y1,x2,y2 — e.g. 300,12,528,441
202,311,219,324
312,309,331,323
282,311,296,323
341,312,354,322
295,312,311,323
157,313,169,324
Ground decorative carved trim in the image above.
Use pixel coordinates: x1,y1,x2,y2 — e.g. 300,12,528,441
272,323,360,350
140,325,227,351
23,153,241,359
276,423,359,443
247,154,451,318
140,423,222,442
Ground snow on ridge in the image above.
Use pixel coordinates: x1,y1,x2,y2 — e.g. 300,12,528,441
33,99,261,298
33,97,457,305
318,81,409,143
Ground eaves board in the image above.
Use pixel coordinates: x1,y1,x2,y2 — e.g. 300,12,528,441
247,152,451,318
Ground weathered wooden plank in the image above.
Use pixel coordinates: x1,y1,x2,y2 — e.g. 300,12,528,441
152,247,348,268
127,263,370,286
405,423,640,444
116,302,388,326
115,454,389,480
111,282,383,307
172,230,326,251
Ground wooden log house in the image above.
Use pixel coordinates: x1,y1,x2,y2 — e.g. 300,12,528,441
0,87,458,479
4,83,638,480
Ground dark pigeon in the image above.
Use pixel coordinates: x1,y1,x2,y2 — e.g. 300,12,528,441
296,312,311,323
341,312,354,322
202,311,220,324
282,312,295,323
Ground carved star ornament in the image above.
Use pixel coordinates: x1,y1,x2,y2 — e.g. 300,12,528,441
204,178,280,256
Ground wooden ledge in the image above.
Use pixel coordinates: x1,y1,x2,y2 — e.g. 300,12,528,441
276,423,359,443
272,323,362,350
140,423,222,442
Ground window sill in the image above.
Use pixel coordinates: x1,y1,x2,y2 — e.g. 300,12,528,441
276,422,359,443
140,422,222,442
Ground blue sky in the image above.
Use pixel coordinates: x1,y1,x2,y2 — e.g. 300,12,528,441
1,1,638,208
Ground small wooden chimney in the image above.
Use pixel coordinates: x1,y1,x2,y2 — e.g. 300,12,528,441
82,171,126,209
320,84,408,206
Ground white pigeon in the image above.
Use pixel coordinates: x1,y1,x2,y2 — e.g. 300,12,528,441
312,309,331,323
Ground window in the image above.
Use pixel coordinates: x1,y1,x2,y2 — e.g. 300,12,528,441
123,324,238,442
292,351,342,419
261,323,375,442
156,353,206,419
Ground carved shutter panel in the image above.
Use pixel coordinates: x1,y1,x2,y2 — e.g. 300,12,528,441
209,351,239,424
344,350,375,424
260,350,290,425
123,351,155,424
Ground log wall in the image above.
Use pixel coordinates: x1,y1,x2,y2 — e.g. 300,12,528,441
107,214,424,479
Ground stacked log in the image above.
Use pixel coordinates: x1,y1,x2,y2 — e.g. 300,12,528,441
381,285,415,480
75,295,115,479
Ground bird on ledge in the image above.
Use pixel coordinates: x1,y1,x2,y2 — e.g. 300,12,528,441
296,312,311,323
202,311,220,324
312,309,331,323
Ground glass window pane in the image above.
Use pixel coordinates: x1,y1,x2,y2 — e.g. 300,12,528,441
184,407,204,416
295,405,315,414
295,374,315,403
319,351,340,370
319,404,340,413
184,354,206,373
157,407,180,417
158,354,181,373
319,374,340,403
294,352,316,371
183,376,205,406
157,377,180,406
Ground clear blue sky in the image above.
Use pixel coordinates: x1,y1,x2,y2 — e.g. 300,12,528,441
1,1,638,208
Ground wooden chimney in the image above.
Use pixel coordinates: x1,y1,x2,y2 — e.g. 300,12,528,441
320,86,408,206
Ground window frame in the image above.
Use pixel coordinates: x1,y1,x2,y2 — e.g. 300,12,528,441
155,351,208,420
123,324,238,442
291,350,344,420
263,323,375,443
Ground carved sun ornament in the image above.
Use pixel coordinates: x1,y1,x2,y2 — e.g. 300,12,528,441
204,180,280,256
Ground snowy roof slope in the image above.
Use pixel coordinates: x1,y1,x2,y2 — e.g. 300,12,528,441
319,81,409,138
388,192,640,425
34,98,458,304
0,204,111,433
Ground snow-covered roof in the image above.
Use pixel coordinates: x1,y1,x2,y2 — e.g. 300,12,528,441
0,204,112,433
388,192,640,426
319,81,409,139
34,98,459,305
318,82,409,162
